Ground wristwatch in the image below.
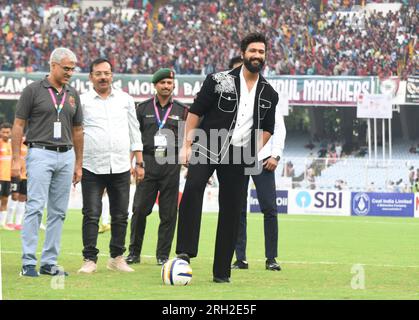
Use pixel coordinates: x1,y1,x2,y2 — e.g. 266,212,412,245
136,161,145,168
272,155,280,161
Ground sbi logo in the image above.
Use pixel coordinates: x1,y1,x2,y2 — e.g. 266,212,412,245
296,191,343,209
353,193,370,216
296,191,311,208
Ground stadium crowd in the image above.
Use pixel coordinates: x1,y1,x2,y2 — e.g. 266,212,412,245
0,0,417,77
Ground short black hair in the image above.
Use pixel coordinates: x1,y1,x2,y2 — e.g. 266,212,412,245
89,58,113,73
240,33,268,53
0,122,12,130
229,56,243,69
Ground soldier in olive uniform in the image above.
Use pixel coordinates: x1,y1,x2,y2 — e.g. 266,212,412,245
126,69,188,265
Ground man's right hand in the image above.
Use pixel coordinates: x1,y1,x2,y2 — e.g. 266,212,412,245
179,144,192,166
11,159,21,181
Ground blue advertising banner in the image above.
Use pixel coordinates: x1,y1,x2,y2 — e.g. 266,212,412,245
288,190,351,216
351,192,415,217
249,190,288,214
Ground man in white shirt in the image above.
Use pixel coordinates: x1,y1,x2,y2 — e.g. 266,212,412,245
228,55,287,271
78,58,144,274
232,97,286,271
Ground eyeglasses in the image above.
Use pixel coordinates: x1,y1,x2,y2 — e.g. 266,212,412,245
55,63,76,73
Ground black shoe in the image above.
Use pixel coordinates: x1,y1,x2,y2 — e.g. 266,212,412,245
176,253,190,264
126,254,140,265
265,259,281,271
213,276,231,283
156,257,168,266
40,264,69,276
231,260,249,270
20,265,39,277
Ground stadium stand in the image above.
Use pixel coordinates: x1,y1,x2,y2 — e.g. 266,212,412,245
0,0,417,191
0,0,417,76
280,134,419,191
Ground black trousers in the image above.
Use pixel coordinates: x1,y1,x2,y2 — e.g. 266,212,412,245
129,155,180,259
81,168,131,262
176,161,248,278
235,169,278,261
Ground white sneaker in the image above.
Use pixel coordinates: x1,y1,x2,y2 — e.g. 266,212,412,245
98,224,111,233
3,223,16,231
107,256,134,272
78,260,97,274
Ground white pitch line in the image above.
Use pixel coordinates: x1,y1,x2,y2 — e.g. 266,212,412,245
2,250,419,269
204,214,419,226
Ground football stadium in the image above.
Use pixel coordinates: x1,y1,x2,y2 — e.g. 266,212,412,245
0,0,419,302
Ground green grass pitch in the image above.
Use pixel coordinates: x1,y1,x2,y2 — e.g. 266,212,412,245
1,211,419,300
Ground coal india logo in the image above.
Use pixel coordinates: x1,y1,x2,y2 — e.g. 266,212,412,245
296,191,311,208
353,193,370,216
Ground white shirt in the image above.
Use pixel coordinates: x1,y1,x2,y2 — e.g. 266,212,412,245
258,101,286,160
231,68,257,147
81,88,143,175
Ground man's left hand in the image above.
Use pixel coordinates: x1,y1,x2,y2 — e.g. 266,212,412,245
135,166,145,183
263,157,279,172
73,164,82,186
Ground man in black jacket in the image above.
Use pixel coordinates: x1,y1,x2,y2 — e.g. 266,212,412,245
176,33,278,283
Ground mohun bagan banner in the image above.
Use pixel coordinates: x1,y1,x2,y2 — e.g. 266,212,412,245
269,76,377,106
0,72,410,106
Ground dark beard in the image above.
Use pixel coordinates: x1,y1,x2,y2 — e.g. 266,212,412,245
243,57,265,73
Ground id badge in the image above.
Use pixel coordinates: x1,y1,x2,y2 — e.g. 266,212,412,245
53,121,62,139
155,146,166,158
154,134,167,158
154,134,167,147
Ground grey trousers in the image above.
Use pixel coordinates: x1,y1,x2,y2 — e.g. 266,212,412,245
21,148,74,267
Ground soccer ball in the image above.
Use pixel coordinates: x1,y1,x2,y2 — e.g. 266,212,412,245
161,258,192,286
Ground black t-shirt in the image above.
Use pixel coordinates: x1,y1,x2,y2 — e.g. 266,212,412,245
15,77,83,147
136,97,188,156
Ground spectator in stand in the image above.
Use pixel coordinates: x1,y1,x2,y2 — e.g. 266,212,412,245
334,179,347,190
318,141,328,158
335,142,343,158
408,166,415,186
283,161,295,178
328,145,338,164
305,140,315,150
413,178,419,193
0,0,417,78
386,180,396,192
306,166,316,190
367,182,375,192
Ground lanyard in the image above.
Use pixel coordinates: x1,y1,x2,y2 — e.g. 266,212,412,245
153,97,173,130
48,88,67,121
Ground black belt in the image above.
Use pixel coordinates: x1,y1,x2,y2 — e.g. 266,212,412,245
28,143,72,152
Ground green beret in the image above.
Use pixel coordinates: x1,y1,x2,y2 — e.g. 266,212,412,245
152,68,175,84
